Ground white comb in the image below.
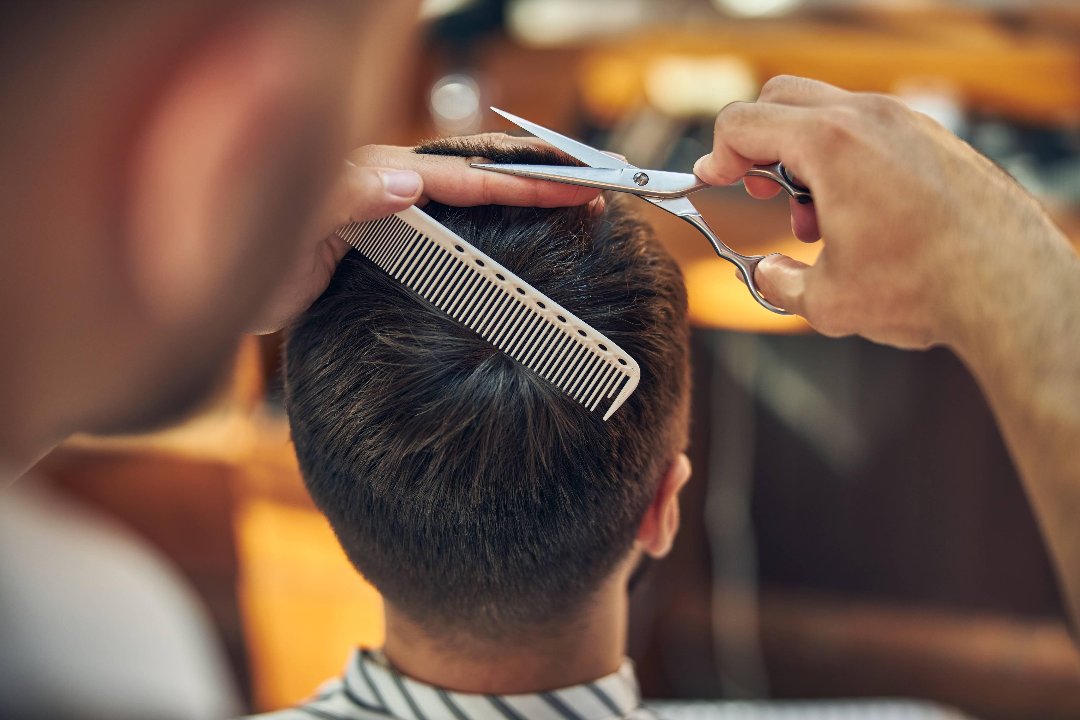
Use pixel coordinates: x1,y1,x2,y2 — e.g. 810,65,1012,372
335,206,640,420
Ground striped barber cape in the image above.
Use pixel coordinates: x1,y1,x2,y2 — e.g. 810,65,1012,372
244,648,661,720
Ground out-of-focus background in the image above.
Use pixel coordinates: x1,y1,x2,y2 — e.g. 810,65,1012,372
34,1,1080,718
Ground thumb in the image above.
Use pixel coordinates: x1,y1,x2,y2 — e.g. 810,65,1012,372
337,163,423,226
693,151,752,187
755,253,812,317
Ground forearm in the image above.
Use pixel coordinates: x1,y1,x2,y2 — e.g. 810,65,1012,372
951,209,1080,629
697,75,1080,628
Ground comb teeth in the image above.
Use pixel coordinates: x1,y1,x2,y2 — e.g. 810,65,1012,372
336,206,640,420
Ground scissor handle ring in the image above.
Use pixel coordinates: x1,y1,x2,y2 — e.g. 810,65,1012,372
733,255,791,316
747,162,813,205
679,212,792,315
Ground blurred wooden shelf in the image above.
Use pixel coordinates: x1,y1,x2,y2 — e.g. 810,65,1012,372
576,12,1080,126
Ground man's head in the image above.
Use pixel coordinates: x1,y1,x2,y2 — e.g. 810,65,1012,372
285,139,691,637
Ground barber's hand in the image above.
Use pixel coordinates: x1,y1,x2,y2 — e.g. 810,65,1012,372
694,75,1065,351
248,134,601,334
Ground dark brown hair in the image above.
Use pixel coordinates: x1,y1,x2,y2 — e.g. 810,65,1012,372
285,138,689,636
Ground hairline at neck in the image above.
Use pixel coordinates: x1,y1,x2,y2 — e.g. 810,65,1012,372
379,557,636,695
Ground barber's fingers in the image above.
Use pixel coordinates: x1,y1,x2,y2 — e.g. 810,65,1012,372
364,168,423,217
757,75,847,107
694,101,810,186
790,198,820,242
318,161,422,231
698,76,852,190
245,162,419,335
743,176,783,199
347,163,422,222
756,254,857,339
412,151,598,207
754,254,814,320
352,138,601,208
431,157,599,207
313,163,422,280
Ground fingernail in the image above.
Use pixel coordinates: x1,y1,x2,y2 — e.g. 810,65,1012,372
381,170,421,198
756,254,779,274
692,156,710,177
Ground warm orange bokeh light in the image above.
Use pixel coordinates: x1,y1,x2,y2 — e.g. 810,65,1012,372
237,499,385,711
684,236,820,333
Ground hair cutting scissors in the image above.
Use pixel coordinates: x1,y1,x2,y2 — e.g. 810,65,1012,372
471,108,812,315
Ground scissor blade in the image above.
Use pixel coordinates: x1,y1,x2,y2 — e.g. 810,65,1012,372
472,163,707,199
490,107,629,170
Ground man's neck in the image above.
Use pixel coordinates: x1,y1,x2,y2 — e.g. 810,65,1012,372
381,580,628,695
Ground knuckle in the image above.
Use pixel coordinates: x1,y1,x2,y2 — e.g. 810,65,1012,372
477,167,502,205
758,74,799,100
814,107,859,150
759,74,794,98
474,131,513,146
348,143,385,166
530,182,545,206
714,100,751,132
860,93,905,122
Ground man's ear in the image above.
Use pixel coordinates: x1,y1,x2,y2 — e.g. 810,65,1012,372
124,6,346,329
635,452,692,559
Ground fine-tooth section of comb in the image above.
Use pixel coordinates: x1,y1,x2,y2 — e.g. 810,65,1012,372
336,206,640,421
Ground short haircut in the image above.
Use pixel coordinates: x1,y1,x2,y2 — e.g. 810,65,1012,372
285,138,690,637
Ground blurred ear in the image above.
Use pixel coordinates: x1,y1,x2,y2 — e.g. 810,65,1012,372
124,6,347,328
635,453,692,559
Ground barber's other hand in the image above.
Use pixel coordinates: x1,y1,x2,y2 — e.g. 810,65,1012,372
694,75,1066,351
248,134,601,334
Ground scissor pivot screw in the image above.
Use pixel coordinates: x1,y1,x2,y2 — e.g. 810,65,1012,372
633,172,649,186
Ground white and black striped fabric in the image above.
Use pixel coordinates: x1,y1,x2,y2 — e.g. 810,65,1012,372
243,649,661,720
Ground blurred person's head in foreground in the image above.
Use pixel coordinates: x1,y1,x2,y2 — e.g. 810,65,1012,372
280,139,691,711
0,0,418,464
